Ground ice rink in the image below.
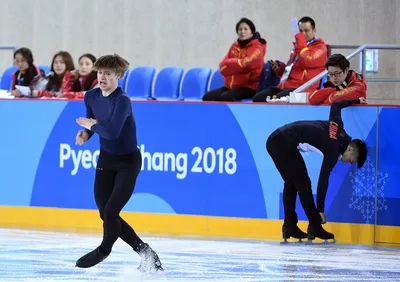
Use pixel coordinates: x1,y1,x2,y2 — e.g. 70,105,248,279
0,228,399,281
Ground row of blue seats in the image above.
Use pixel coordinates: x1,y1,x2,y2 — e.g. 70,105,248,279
121,66,225,100
0,65,224,100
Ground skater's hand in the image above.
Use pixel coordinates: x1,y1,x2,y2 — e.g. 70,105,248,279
75,130,89,145
76,117,97,130
320,212,327,224
359,97,366,104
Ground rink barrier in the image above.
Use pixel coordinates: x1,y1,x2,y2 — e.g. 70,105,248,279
1,206,396,245
0,99,399,245
0,206,380,245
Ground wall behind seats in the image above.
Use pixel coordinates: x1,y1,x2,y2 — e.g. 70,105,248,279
0,0,399,102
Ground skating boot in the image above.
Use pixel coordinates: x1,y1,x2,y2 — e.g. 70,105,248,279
75,247,110,268
306,225,336,244
280,224,307,244
137,243,164,273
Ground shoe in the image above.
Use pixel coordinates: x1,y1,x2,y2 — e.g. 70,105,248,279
137,243,163,273
76,247,110,268
282,224,307,240
307,225,334,240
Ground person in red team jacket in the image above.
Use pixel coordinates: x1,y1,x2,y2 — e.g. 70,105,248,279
202,17,267,101
253,17,327,102
309,54,367,105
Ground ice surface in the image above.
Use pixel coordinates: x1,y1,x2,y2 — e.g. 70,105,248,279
0,228,399,281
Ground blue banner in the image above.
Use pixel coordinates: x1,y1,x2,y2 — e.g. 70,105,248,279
0,100,398,226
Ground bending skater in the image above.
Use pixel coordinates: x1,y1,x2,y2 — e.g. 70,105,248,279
266,98,367,242
75,54,163,272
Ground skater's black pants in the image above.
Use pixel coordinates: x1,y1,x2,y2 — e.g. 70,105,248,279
202,86,255,101
253,87,296,102
94,148,143,253
266,129,321,227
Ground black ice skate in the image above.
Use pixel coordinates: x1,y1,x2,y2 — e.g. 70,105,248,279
280,224,308,245
137,243,164,273
75,247,110,268
306,225,336,244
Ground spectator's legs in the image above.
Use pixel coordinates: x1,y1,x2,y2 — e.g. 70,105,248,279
275,88,296,99
218,87,256,101
253,87,282,102
202,87,228,101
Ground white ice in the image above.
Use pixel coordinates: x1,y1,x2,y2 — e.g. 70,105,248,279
0,228,399,281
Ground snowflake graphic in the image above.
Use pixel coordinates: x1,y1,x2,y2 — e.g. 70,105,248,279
348,156,389,224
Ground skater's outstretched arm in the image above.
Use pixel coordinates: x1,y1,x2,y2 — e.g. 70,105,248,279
84,94,95,140
328,98,364,128
316,150,340,213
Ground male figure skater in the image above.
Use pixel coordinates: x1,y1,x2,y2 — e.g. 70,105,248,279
75,54,163,272
266,97,367,242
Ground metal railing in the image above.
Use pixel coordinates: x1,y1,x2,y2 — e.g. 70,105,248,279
293,44,400,93
0,45,18,52
0,45,18,79
0,45,18,63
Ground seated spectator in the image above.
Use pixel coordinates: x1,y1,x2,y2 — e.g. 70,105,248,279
62,53,98,99
309,54,367,105
253,16,327,102
202,18,267,101
10,47,46,97
33,51,76,98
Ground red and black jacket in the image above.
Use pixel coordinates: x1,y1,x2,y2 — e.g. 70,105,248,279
309,71,367,105
219,33,267,90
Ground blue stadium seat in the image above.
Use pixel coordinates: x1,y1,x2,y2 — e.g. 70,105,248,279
209,69,224,91
0,66,17,90
38,65,51,75
125,66,156,99
181,67,212,100
152,66,184,100
118,68,129,90
319,74,328,88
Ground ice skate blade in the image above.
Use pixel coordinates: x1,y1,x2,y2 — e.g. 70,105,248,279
138,264,164,274
305,238,336,245
280,238,305,245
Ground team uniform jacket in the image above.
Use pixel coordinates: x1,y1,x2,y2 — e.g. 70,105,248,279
219,35,267,90
39,71,98,99
277,33,327,92
11,64,42,90
309,71,367,105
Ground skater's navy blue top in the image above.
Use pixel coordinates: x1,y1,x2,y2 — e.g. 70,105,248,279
84,87,137,155
278,99,361,212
